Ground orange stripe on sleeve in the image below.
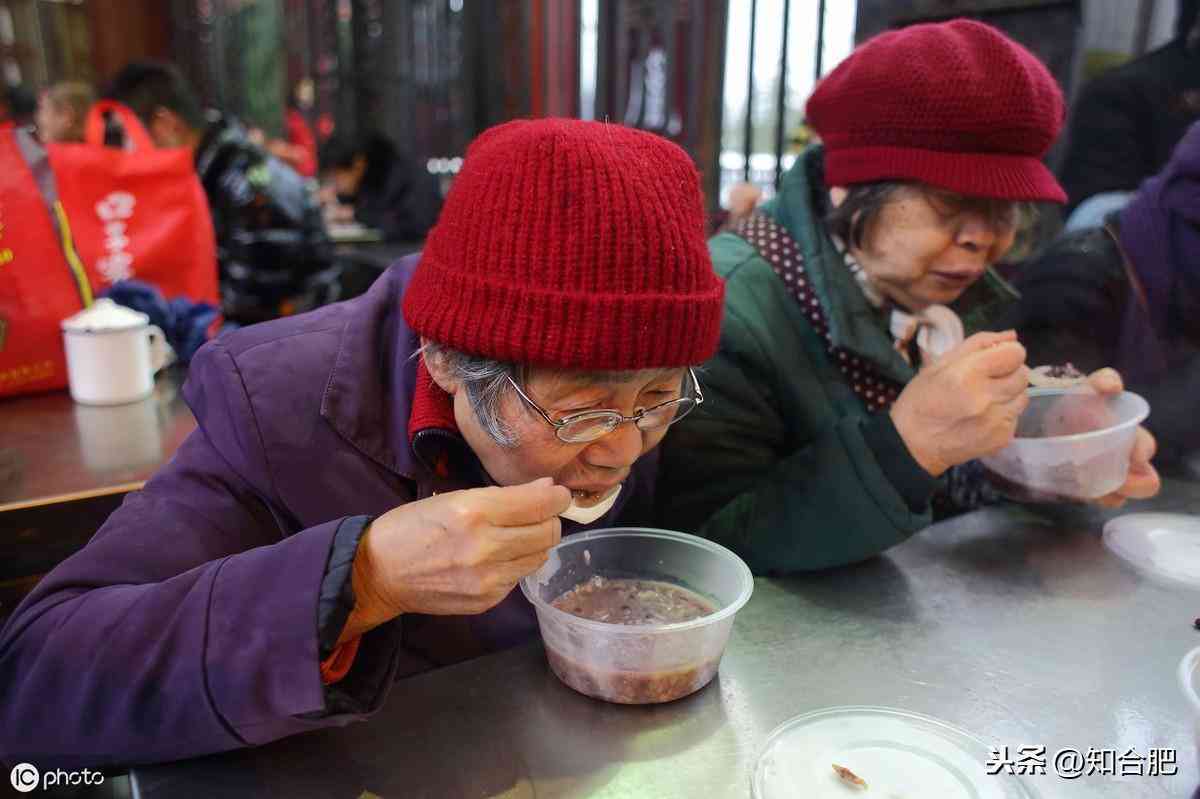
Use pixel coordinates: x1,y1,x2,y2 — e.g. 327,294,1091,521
319,635,362,685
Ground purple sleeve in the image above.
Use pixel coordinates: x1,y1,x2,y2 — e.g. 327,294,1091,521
0,340,392,769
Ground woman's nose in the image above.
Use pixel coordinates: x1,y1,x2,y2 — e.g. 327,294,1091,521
956,214,999,253
584,420,644,469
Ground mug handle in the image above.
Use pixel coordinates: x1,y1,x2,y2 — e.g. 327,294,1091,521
146,325,174,374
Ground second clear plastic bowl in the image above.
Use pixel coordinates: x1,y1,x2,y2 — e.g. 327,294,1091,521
520,527,753,705
980,388,1149,500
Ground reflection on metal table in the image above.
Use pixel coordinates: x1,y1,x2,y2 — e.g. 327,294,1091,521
0,369,196,618
0,368,195,513
131,481,1200,798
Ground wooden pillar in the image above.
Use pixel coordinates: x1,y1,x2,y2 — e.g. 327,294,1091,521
530,0,545,117
541,0,580,118
86,0,170,86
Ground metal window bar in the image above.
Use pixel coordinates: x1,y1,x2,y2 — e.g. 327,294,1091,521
773,0,790,188
742,0,756,183
814,0,825,81
739,0,831,192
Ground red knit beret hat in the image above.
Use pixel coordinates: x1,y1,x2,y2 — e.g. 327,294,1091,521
402,118,725,370
806,19,1067,203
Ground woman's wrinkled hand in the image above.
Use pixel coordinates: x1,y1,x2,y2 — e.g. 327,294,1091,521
1086,368,1160,508
891,330,1030,477
338,477,571,643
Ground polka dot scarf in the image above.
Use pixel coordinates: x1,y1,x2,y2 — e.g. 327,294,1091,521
730,212,903,413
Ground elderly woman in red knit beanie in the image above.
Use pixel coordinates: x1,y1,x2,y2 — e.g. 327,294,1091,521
0,119,725,768
658,19,1161,575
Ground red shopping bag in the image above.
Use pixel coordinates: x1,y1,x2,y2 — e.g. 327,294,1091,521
47,101,219,304
0,128,93,397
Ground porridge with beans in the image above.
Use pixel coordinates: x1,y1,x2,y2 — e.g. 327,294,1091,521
550,576,715,625
544,576,720,703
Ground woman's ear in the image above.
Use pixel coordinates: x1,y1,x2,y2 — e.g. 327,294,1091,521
829,186,849,208
420,338,460,395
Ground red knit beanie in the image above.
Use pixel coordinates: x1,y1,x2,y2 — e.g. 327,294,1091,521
402,118,724,370
806,19,1066,203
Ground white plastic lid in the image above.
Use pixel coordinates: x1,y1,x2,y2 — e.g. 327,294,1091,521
753,706,1041,799
61,298,149,333
1103,513,1200,587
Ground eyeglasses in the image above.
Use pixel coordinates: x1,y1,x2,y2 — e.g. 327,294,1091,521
505,367,704,444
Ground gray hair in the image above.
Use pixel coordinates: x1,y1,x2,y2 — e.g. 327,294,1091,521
418,341,674,448
419,341,520,448
825,180,1039,259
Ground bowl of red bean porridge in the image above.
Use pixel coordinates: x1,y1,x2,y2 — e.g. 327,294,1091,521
520,527,754,704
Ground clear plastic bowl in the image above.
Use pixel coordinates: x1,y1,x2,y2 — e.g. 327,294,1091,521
520,527,753,705
752,706,1043,798
1179,647,1200,762
980,388,1149,500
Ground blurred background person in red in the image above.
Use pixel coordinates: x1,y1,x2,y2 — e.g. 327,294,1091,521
262,77,318,178
104,60,336,323
36,81,95,143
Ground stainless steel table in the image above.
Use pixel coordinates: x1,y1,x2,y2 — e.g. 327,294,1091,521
0,368,195,513
131,483,1200,798
0,370,197,619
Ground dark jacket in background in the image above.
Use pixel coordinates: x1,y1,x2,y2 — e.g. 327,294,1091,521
348,138,442,242
1016,118,1200,468
1058,40,1200,213
1001,224,1200,467
194,115,336,322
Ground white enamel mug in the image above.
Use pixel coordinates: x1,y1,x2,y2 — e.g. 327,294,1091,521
61,299,172,405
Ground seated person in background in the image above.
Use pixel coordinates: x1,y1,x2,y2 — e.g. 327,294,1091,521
103,61,335,324
0,119,724,769
260,78,319,177
0,83,36,130
35,81,94,143
1058,0,1200,216
320,132,443,241
1003,120,1200,471
656,20,1160,575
